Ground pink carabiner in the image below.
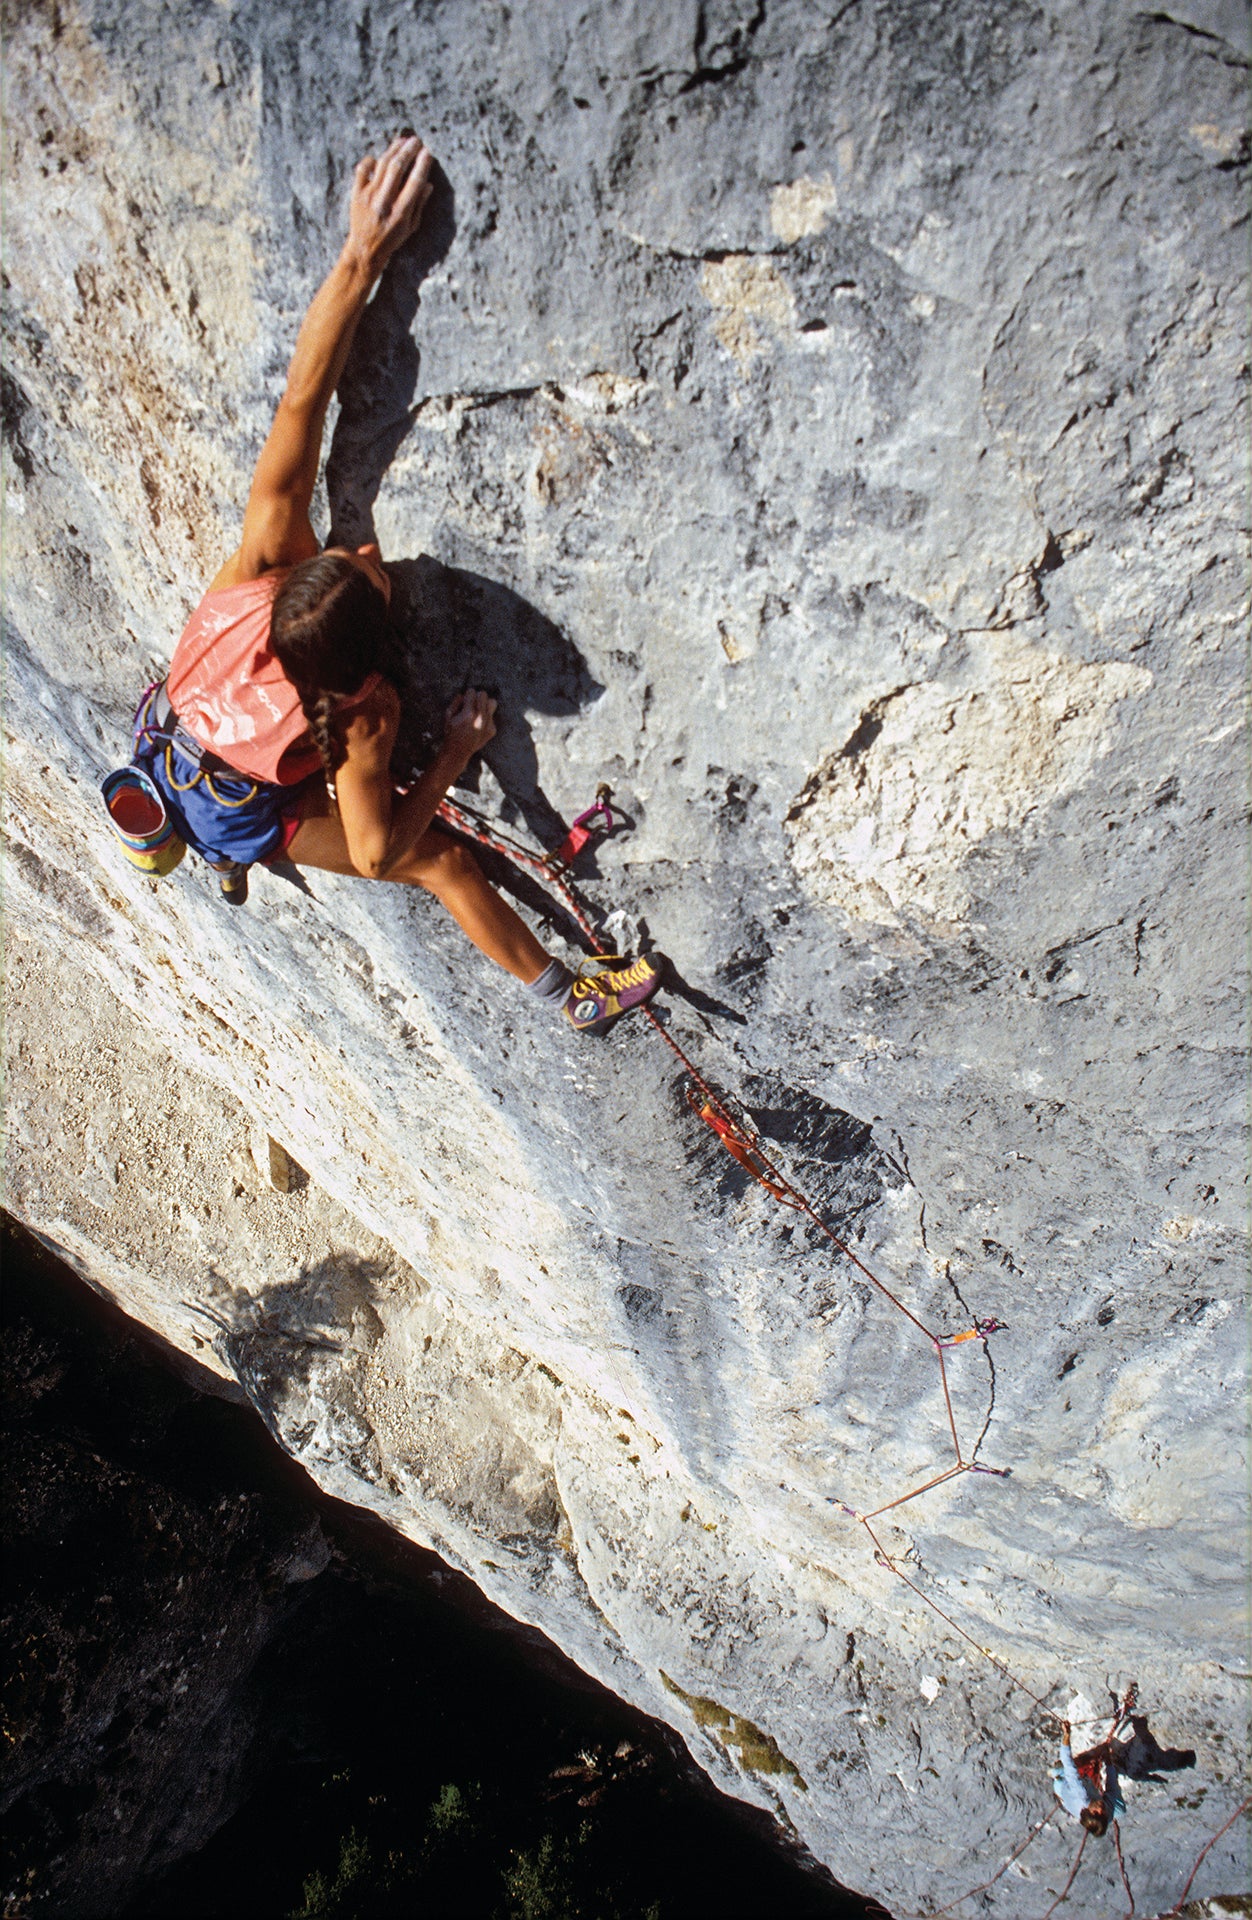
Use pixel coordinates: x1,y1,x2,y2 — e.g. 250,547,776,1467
547,785,617,871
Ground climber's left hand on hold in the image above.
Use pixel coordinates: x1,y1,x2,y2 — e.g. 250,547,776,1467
345,134,434,279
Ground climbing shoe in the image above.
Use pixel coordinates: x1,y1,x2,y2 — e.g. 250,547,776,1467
564,953,663,1035
215,859,249,905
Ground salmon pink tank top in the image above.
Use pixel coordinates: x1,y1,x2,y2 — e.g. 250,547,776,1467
167,570,382,786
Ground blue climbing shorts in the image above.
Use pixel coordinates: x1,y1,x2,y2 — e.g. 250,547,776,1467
136,737,307,867
129,687,311,866
137,737,310,866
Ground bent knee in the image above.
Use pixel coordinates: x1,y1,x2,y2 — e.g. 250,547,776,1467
406,833,480,891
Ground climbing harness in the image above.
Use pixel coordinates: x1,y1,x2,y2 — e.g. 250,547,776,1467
132,680,263,809
103,681,305,877
101,679,258,875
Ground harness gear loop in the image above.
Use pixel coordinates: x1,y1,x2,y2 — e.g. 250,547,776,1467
162,743,261,807
136,682,262,809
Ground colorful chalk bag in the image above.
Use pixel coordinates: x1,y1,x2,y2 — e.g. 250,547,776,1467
100,763,186,876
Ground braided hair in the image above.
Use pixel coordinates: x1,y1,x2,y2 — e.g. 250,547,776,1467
270,553,390,786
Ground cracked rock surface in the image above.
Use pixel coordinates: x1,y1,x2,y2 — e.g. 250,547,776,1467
3,1,1248,1912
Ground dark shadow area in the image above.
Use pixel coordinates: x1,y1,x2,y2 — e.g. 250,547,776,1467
325,160,458,552
1113,1717,1197,1783
263,857,319,898
651,957,749,1026
2,1215,886,1920
675,1072,894,1239
385,557,605,847
745,1078,877,1170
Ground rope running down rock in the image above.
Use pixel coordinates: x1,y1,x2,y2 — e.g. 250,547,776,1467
435,795,1242,1917
437,795,1041,1706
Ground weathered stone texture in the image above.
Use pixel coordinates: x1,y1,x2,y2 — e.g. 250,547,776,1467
3,1,1249,1911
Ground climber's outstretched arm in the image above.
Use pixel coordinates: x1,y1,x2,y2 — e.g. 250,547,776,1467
212,135,433,590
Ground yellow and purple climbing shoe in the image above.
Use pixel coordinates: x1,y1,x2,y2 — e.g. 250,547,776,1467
564,954,663,1034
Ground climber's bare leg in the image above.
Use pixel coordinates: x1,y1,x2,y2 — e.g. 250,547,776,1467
284,805,550,983
407,833,552,982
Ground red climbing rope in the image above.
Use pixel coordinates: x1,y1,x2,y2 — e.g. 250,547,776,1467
860,1515,1054,1712
436,793,1240,1914
1160,1794,1252,1916
439,797,1220,1768
898,1806,1060,1918
1038,1829,1088,1919
1114,1818,1136,1918
435,794,1046,1689
900,1783,1247,1920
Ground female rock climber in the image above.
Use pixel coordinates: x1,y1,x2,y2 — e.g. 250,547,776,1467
136,133,660,1036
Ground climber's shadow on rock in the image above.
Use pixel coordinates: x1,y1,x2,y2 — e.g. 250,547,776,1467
324,160,602,849
384,556,603,848
193,1254,391,1460
1113,1714,1196,1782
325,159,457,549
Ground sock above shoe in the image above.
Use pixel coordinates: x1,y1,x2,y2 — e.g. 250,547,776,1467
526,956,576,1008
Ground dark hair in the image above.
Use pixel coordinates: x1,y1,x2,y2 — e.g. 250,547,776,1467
1079,1802,1109,1836
270,553,389,782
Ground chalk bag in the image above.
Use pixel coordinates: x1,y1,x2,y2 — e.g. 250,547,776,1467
101,764,186,877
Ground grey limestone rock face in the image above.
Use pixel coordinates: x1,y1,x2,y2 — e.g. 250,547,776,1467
3,1,1249,1912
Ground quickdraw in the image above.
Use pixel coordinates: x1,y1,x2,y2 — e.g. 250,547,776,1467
427,778,1231,1920
544,782,618,874
428,787,1064,1710
685,1087,805,1210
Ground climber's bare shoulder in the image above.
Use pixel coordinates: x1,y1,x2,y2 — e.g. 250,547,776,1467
207,511,321,593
